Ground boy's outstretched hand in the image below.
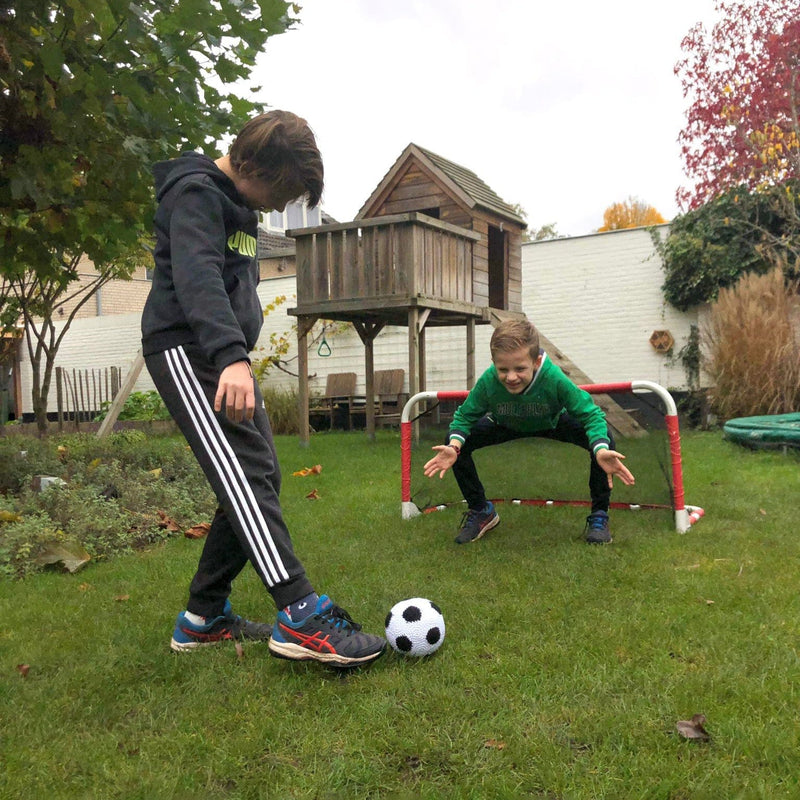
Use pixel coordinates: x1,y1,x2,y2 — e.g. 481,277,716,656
423,445,459,479
596,449,635,488
215,360,256,422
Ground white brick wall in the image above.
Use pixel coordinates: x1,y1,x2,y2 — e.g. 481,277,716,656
522,225,703,391
19,312,156,415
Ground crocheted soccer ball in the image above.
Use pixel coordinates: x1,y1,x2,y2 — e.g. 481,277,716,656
384,598,445,657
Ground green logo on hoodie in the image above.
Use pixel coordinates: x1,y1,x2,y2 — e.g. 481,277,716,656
227,230,257,257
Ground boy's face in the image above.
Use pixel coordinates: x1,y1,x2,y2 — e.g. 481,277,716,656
237,175,301,213
492,345,542,394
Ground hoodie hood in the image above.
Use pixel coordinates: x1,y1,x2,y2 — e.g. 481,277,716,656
152,152,238,203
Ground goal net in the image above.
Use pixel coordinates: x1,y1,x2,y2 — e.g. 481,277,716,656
401,381,704,533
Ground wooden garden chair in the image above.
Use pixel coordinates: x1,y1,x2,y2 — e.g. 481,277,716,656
310,372,357,430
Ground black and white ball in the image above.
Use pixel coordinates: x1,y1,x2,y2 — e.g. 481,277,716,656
384,597,445,657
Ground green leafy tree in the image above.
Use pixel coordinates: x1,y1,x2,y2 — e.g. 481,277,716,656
529,222,566,242
654,181,800,312
510,203,564,242
0,0,299,432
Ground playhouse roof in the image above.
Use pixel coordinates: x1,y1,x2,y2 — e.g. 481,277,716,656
357,143,526,226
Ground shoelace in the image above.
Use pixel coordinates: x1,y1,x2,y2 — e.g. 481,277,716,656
318,603,362,632
587,514,607,531
459,507,485,529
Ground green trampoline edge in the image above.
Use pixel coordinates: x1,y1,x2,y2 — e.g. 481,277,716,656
723,413,800,447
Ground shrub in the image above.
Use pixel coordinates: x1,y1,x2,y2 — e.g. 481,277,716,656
0,438,65,493
0,509,67,579
0,433,215,579
704,269,800,419
655,181,800,311
96,390,170,421
260,384,300,435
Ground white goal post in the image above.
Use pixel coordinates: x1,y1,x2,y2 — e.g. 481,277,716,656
400,381,704,533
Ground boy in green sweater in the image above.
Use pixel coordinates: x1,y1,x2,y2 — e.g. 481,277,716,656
424,319,635,544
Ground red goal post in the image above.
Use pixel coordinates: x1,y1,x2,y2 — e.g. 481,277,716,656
400,380,705,533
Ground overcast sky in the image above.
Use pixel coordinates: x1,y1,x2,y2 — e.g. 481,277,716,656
248,0,720,236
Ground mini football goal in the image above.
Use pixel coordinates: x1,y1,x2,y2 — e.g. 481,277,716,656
400,381,704,533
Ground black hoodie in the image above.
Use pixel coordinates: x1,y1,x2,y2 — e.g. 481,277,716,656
141,152,263,372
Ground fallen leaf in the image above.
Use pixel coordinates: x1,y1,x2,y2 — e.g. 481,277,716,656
156,510,181,532
484,739,506,750
34,541,91,573
235,641,244,661
16,664,30,678
78,583,92,592
184,522,211,539
676,713,711,741
292,464,323,477
305,489,320,500
114,594,130,602
148,468,163,478
759,508,767,516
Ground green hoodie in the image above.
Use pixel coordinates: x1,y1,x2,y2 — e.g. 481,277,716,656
449,353,611,455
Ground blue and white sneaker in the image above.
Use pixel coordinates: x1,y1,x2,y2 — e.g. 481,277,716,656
584,511,612,544
268,595,386,667
170,600,272,652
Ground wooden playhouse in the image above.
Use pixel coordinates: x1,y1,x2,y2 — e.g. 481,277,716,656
288,143,528,441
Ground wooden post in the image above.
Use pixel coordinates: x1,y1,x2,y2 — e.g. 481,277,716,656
466,318,476,389
93,369,99,418
296,316,317,446
56,367,64,431
96,350,145,438
364,335,375,439
353,320,386,441
408,307,420,443
417,309,430,396
73,368,81,430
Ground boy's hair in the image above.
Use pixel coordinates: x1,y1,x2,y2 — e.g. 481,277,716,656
490,319,540,361
229,110,324,207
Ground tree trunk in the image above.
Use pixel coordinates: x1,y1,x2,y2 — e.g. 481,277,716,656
29,346,47,436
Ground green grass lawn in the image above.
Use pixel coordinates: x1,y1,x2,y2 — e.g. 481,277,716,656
2,430,800,799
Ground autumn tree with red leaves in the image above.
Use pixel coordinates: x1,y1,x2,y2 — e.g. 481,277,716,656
676,0,800,209
661,0,800,412
657,0,800,314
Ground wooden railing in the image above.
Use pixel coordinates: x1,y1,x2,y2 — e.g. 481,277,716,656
289,212,481,307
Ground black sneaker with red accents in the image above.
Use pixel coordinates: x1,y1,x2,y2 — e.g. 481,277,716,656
268,595,386,667
455,501,500,544
170,600,272,652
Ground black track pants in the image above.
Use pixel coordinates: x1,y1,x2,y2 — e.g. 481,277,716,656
451,413,614,514
145,345,313,616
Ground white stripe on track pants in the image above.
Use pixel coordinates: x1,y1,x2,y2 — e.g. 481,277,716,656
145,344,314,615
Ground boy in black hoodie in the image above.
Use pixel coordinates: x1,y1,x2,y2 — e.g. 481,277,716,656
141,110,385,667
